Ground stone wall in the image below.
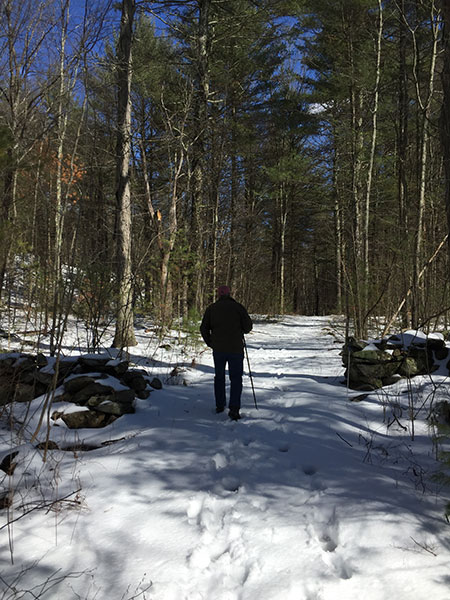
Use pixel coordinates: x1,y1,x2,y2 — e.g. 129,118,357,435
341,333,449,390
0,352,162,428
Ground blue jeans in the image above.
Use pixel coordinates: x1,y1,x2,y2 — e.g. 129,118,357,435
213,351,244,410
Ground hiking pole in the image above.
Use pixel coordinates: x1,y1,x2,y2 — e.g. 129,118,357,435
243,337,258,410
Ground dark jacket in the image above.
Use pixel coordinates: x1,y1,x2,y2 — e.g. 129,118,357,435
200,296,253,353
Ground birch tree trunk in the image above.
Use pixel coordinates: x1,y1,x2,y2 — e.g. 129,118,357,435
363,0,383,313
112,0,136,349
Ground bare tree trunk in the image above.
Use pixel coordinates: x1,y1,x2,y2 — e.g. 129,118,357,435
113,0,136,349
397,0,410,327
441,0,450,263
351,83,365,337
407,1,440,327
160,142,183,324
363,0,383,316
229,104,238,290
382,235,448,336
333,144,344,314
0,161,17,296
0,0,21,297
191,0,211,312
50,0,70,354
279,182,287,314
0,0,59,299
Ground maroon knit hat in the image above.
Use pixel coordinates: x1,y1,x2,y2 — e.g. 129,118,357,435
217,285,231,296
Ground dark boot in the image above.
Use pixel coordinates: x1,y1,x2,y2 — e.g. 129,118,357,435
228,408,241,421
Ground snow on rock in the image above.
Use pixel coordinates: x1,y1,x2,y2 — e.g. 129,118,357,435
95,374,131,391
388,329,435,346
361,343,379,352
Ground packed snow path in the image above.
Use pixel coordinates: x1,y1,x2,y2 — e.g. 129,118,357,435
1,316,450,600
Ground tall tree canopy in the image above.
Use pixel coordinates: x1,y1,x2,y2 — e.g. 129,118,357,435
0,0,448,342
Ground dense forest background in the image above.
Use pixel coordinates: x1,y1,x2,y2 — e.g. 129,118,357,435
1,0,450,350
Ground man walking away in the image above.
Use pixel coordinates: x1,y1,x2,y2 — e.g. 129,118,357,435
200,286,253,420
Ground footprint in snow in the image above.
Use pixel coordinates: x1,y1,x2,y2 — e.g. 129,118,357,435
185,494,255,598
314,505,339,553
319,531,338,553
321,549,352,581
302,465,327,492
301,583,324,600
187,494,220,532
250,497,268,512
312,506,353,581
212,452,227,470
302,465,318,476
220,475,241,492
278,441,290,453
187,495,205,525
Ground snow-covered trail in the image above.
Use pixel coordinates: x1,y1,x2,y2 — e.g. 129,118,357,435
173,316,449,600
2,316,450,600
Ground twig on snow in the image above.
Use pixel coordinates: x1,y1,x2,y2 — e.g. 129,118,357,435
336,431,353,447
410,536,437,556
